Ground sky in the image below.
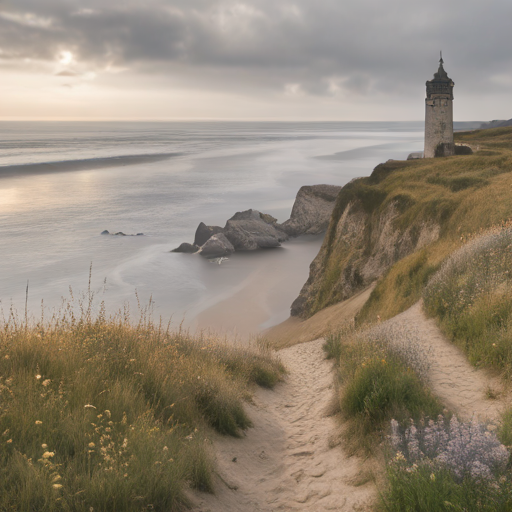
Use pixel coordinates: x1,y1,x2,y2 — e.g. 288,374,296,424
1,0,511,121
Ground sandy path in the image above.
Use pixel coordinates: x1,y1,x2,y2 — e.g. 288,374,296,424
387,301,507,422
264,285,375,350
190,339,375,511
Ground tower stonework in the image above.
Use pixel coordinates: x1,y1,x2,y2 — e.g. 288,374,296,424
424,56,454,158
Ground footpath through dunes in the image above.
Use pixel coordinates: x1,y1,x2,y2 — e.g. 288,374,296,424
382,301,509,423
190,339,375,512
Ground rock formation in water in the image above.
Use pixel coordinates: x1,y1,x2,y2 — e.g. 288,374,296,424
200,233,235,258
223,210,288,250
171,184,342,258
280,185,341,237
101,230,144,236
194,223,224,247
172,242,199,253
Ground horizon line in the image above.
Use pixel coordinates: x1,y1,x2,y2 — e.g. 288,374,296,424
0,118,483,123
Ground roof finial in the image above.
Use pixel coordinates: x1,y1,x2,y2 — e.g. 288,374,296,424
440,51,443,65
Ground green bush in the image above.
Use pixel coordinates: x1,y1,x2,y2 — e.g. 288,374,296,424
324,325,442,451
342,356,440,433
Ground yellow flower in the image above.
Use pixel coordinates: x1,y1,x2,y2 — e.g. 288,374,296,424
381,359,386,364
430,473,436,482
42,443,48,449
42,451,55,459
6,439,12,444
36,375,42,380
52,484,63,490
35,421,43,425
84,404,96,409
42,379,51,387
88,442,95,448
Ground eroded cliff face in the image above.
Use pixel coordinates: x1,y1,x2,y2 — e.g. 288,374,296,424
291,162,441,318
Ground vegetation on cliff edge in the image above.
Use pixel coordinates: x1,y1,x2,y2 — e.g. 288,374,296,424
294,127,512,322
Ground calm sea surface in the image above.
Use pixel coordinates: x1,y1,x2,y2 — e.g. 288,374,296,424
0,121,425,329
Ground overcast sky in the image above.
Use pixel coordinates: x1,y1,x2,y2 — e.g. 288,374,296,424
1,0,511,121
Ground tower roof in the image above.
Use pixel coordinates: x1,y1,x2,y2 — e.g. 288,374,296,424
432,54,451,82
426,53,454,99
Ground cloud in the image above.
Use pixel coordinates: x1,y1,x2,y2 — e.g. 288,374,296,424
1,0,512,118
55,70,77,76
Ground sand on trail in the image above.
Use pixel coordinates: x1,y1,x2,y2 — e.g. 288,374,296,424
190,339,375,512
384,301,508,423
264,285,375,350
191,298,510,511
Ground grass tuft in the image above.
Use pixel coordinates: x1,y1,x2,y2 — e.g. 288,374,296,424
324,323,442,454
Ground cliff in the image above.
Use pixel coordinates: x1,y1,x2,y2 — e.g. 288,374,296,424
291,127,512,322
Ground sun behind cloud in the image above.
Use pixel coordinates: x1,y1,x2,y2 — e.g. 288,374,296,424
58,51,74,66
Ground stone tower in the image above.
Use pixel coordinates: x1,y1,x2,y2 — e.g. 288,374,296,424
424,54,454,158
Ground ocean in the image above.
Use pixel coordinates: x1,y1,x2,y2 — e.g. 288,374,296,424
0,121,425,334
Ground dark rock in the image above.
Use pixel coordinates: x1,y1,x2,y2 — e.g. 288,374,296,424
101,230,110,235
259,213,278,225
194,222,224,247
407,152,424,160
136,233,144,236
223,210,288,251
454,144,473,155
200,233,235,259
114,232,126,236
280,185,341,237
172,243,199,254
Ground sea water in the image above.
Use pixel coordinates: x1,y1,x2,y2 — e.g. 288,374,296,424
0,121,425,331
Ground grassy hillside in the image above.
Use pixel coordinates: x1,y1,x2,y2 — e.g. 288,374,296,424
0,301,284,511
293,126,512,322
358,127,512,324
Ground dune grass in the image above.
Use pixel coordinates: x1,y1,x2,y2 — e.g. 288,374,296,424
335,127,512,325
423,224,512,379
324,323,442,454
0,297,284,511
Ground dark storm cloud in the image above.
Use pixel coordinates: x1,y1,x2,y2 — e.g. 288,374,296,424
1,0,512,98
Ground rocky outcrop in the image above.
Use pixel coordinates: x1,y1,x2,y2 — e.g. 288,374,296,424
101,230,144,236
223,210,288,251
280,185,341,237
171,184,340,260
194,223,224,247
200,233,235,258
172,243,199,253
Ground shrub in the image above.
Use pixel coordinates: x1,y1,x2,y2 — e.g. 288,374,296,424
324,322,442,451
383,416,512,511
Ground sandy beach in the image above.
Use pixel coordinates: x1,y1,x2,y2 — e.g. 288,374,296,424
193,235,324,339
